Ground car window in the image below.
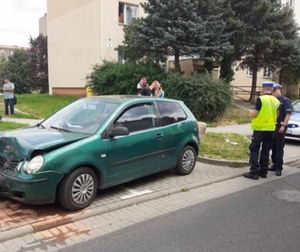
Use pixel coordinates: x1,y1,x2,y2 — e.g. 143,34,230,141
292,101,300,112
42,99,119,134
156,101,187,126
115,103,156,133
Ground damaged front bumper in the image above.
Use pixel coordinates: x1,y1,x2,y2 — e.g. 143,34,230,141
0,169,64,205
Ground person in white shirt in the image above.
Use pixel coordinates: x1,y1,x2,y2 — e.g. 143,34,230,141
3,79,15,115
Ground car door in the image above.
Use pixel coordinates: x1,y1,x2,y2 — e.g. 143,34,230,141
155,101,189,170
104,102,164,186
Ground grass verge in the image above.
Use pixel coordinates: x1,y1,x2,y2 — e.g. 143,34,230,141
207,106,250,127
0,122,28,131
200,132,250,161
5,94,78,119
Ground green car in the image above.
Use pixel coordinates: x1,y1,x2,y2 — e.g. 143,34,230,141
0,96,199,210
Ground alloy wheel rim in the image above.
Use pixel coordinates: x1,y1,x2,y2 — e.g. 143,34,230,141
182,149,195,171
71,174,95,205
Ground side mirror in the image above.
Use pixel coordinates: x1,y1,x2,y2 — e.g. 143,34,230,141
109,126,129,138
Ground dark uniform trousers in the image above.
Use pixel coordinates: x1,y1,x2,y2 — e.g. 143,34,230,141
249,131,273,175
271,126,286,171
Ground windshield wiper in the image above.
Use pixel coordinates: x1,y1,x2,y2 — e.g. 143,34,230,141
37,122,46,129
50,125,72,133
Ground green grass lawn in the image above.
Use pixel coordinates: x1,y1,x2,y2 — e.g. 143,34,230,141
0,122,28,131
207,106,250,127
200,132,250,160
0,94,78,119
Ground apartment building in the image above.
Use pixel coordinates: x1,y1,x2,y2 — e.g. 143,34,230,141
0,45,22,60
47,0,144,95
47,0,299,96
39,13,48,36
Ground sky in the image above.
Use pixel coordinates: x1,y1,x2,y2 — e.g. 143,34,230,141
0,0,46,47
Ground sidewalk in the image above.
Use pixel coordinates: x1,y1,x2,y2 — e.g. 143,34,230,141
1,117,41,126
0,162,248,242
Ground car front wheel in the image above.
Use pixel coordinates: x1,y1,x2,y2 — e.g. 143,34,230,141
58,167,98,211
175,145,196,175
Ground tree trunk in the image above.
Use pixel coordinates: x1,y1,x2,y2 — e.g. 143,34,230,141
220,55,234,83
174,49,181,73
249,65,258,104
279,68,283,84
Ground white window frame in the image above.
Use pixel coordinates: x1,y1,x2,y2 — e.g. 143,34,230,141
263,66,272,79
118,2,138,25
246,67,253,77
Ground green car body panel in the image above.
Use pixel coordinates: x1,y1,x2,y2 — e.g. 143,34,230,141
0,96,199,205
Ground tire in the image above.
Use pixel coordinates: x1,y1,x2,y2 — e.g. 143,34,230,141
175,145,197,175
58,167,98,211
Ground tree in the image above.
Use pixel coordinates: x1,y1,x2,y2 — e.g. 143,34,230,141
120,0,232,72
27,35,49,93
117,19,166,64
0,49,31,93
0,57,9,83
223,0,299,103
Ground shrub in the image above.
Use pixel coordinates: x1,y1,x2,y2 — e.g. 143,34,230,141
163,73,232,121
87,62,166,95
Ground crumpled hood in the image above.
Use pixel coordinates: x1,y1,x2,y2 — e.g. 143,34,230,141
0,127,89,161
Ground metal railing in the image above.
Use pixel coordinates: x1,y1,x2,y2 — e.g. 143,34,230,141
230,85,262,101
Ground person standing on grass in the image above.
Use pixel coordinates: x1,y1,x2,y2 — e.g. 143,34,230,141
3,79,15,115
269,83,292,176
244,82,280,180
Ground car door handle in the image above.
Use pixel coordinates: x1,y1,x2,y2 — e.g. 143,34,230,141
156,133,164,139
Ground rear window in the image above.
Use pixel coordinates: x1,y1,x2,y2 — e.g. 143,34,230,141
292,101,300,112
156,101,187,126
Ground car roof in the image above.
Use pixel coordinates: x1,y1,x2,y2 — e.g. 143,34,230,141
84,95,181,104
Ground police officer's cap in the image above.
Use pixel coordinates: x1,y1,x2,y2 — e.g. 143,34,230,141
262,82,274,88
273,83,282,89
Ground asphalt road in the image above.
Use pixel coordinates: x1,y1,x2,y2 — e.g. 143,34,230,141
61,172,300,252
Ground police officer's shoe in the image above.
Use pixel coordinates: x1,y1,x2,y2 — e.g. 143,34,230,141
259,173,267,179
268,165,276,172
275,170,282,176
243,172,259,180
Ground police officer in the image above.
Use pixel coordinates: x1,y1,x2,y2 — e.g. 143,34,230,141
244,82,280,180
269,83,292,176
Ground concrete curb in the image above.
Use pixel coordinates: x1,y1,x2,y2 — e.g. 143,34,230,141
0,170,246,243
285,157,300,166
197,156,248,168
198,156,300,169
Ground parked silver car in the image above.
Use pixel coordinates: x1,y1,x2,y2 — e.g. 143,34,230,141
286,100,300,140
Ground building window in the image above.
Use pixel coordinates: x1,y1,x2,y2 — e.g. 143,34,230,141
118,51,126,64
281,0,294,7
263,66,272,78
246,67,253,76
118,2,138,25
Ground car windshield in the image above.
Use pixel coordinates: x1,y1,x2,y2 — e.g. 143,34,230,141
41,99,120,135
292,101,300,112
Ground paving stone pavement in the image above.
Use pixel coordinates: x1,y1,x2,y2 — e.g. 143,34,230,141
0,165,299,252
0,163,247,234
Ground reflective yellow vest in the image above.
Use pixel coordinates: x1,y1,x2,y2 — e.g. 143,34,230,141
251,95,280,131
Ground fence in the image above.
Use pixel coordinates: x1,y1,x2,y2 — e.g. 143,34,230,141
230,85,262,101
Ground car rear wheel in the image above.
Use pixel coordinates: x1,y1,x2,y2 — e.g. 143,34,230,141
175,145,196,175
58,167,98,211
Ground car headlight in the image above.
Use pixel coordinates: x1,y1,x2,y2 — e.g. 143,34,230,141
24,155,44,174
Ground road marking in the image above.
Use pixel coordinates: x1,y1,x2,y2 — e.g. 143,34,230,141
120,189,153,200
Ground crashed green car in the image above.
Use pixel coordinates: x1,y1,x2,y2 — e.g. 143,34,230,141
0,96,199,210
